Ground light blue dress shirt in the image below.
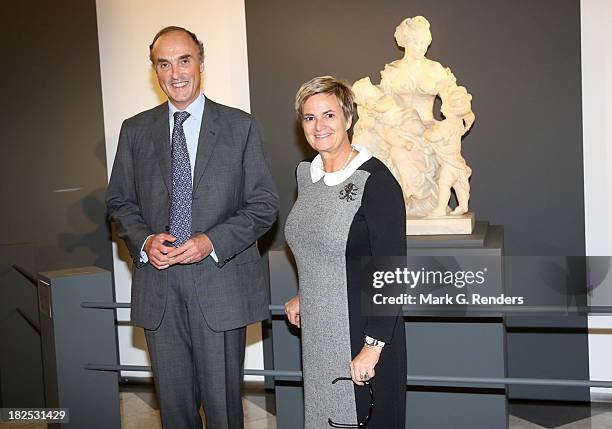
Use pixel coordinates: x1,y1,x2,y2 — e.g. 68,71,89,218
140,93,218,263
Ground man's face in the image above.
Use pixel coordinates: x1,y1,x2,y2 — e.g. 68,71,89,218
151,31,203,110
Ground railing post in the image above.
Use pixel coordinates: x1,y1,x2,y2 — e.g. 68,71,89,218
38,267,120,428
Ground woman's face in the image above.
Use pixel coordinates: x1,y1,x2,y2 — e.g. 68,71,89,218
301,93,352,155
396,24,431,59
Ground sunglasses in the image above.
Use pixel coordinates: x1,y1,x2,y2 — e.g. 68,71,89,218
327,377,374,428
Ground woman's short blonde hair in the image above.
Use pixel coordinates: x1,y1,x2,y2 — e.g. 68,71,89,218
294,76,356,121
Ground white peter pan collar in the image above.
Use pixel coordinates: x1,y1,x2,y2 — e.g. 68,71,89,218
310,145,372,186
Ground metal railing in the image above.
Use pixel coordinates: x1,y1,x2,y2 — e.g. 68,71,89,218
80,301,612,390
82,302,612,316
11,264,41,334
12,264,37,286
82,363,612,388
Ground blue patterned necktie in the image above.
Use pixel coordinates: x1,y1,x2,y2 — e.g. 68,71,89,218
169,111,192,246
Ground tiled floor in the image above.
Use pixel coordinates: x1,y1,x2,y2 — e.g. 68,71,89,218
508,400,612,429
118,381,276,429
509,413,612,429
0,384,276,429
2,385,612,428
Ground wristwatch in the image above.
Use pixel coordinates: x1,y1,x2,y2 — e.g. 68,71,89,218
364,335,385,348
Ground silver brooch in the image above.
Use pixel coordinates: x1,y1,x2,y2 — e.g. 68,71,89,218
339,183,359,201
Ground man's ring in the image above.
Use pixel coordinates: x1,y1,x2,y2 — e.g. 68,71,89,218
361,372,369,381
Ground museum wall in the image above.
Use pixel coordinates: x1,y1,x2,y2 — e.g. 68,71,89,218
246,0,584,256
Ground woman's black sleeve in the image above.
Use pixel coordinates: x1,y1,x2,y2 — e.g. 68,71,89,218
362,166,407,342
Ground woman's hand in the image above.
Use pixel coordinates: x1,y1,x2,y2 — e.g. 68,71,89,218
350,346,382,386
284,295,301,328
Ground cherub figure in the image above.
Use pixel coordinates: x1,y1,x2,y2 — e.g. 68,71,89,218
424,86,475,216
352,77,396,165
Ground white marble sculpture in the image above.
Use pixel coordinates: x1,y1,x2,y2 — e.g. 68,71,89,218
424,86,475,217
352,16,476,234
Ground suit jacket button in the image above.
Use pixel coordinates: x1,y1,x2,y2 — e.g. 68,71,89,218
164,225,169,231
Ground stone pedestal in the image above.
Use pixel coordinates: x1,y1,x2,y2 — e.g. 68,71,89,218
407,211,475,235
38,267,120,429
406,222,507,429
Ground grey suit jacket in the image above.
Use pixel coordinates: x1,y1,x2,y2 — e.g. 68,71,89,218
106,98,279,331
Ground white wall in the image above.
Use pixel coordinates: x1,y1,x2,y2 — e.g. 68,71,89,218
581,0,612,400
96,0,264,380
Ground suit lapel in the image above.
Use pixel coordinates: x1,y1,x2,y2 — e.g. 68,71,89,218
193,99,221,193
151,103,172,195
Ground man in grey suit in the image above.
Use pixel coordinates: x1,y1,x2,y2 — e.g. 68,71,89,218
106,26,279,428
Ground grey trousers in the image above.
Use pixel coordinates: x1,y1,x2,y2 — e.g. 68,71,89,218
144,266,246,429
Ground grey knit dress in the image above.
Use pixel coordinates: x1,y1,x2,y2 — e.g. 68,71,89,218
285,151,407,429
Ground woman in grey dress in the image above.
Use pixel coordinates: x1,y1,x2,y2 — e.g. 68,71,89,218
284,76,407,428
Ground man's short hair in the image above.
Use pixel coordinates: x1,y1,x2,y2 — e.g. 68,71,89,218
149,26,205,64
295,76,356,121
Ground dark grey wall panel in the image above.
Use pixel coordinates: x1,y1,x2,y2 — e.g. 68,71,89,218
0,0,112,274
0,0,111,407
246,0,588,400
245,0,585,258
0,269,44,408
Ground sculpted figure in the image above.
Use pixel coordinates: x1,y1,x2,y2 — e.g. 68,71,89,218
424,86,475,216
353,16,475,219
352,77,395,164
380,107,438,215
380,16,473,129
